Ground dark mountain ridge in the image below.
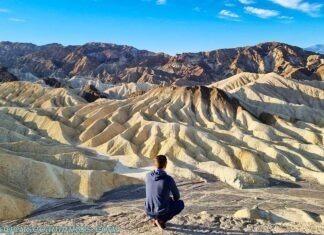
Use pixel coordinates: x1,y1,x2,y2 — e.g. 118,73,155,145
0,41,323,84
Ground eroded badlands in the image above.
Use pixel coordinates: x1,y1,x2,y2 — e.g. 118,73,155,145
0,72,323,226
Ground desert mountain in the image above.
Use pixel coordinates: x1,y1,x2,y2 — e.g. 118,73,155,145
166,42,323,83
0,41,323,84
306,44,324,54
0,41,323,223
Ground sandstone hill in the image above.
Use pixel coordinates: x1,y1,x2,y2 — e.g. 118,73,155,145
0,42,323,84
0,81,142,220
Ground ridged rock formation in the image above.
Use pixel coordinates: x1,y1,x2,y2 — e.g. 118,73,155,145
0,81,85,108
0,41,322,84
103,82,155,99
0,82,142,220
164,42,324,83
79,84,107,102
0,72,323,220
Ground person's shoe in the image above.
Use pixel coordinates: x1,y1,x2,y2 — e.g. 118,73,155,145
154,219,166,230
152,219,157,227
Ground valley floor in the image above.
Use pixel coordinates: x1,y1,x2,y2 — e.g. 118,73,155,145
2,179,324,235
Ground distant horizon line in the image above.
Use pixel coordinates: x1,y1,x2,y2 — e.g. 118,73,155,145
0,40,322,56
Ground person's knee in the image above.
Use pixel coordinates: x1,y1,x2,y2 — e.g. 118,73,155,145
177,200,185,211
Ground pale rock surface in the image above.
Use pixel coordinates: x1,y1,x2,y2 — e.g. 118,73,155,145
0,73,323,220
0,82,143,220
234,207,324,223
104,82,155,99
0,185,34,220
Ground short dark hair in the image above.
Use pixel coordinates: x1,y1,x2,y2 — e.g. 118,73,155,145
155,155,167,169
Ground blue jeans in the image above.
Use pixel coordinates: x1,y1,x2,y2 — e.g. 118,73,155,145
154,199,185,222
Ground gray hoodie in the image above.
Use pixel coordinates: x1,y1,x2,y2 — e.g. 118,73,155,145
144,169,180,217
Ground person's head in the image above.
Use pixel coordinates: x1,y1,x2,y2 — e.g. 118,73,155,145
154,155,167,169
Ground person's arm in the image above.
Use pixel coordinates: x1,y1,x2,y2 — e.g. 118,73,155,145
169,177,180,201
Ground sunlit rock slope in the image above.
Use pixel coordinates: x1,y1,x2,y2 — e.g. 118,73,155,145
0,72,323,219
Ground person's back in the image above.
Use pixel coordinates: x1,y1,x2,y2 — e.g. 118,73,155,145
145,168,179,216
144,155,184,229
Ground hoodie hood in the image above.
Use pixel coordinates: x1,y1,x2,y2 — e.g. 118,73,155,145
151,169,167,181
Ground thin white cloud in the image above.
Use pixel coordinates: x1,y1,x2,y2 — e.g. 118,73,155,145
0,8,10,13
270,0,322,16
224,0,235,7
219,9,240,20
238,0,255,4
193,7,201,12
277,15,295,23
9,17,25,22
156,0,166,5
219,9,240,18
245,6,279,18
278,15,294,19
225,3,235,7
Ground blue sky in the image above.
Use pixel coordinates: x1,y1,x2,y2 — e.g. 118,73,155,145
0,0,323,54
